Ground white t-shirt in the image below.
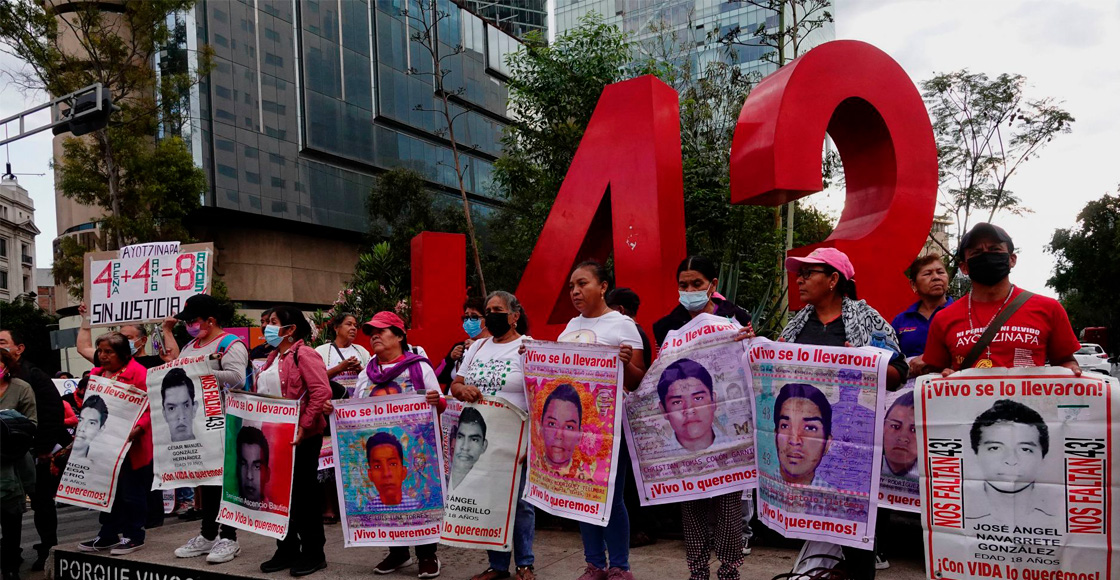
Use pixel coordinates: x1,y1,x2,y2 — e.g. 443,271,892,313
178,332,249,391
354,356,440,398
256,362,281,397
315,342,371,397
558,311,643,349
457,335,532,411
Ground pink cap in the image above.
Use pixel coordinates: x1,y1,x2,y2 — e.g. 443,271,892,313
785,247,855,280
363,311,406,334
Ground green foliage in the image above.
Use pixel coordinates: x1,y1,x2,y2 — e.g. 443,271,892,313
1047,191,1120,354
0,297,61,374
715,0,834,67
922,70,1074,258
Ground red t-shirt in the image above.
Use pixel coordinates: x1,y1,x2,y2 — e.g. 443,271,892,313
923,287,1080,370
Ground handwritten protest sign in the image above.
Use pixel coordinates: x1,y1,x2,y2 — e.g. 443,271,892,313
879,382,920,512
84,242,213,327
217,392,298,539
147,356,225,488
332,394,444,547
56,375,148,512
439,397,528,550
521,340,623,526
916,368,1119,580
744,338,889,549
625,314,756,505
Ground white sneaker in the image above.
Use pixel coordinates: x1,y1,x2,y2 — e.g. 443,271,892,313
175,535,216,558
205,539,240,564
875,553,890,570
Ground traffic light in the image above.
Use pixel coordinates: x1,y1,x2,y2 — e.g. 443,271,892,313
52,91,114,137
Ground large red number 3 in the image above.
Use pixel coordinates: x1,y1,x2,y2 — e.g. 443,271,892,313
730,40,938,319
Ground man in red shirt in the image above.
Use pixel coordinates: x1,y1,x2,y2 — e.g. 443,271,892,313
919,223,1081,375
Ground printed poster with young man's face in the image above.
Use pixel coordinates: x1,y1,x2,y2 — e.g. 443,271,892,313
216,391,298,540
879,381,920,512
56,375,148,512
744,338,890,549
916,368,1120,579
624,314,757,505
147,356,226,489
439,397,528,550
331,394,445,547
521,340,624,526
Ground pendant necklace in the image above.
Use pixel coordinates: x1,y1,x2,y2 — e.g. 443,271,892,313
968,285,1015,368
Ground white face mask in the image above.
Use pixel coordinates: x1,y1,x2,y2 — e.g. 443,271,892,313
679,288,712,312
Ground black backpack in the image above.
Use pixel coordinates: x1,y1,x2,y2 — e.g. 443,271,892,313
0,409,37,462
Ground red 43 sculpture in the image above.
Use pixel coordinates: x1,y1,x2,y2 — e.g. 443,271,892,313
408,40,937,360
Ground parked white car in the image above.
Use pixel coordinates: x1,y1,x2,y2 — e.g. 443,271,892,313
1074,343,1112,375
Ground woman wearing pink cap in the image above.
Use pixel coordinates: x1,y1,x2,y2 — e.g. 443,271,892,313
780,247,906,579
354,311,444,579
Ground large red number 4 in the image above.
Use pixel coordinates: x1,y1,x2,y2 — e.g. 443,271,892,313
730,40,938,319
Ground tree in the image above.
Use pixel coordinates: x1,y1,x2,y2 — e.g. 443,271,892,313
0,0,212,296
487,12,635,292
0,296,61,374
923,70,1074,259
1047,191,1120,354
401,0,489,295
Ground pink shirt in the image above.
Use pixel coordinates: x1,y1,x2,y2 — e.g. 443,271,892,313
262,340,332,436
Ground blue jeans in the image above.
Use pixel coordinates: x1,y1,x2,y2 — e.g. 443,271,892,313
98,462,152,543
488,466,535,571
578,467,629,570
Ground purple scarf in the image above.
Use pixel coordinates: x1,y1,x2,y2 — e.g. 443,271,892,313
365,352,432,394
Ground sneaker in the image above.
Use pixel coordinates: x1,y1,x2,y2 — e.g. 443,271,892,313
515,566,535,580
875,553,890,570
291,558,327,577
606,568,633,580
417,557,441,578
110,539,145,556
78,537,118,552
175,535,216,558
470,569,510,580
373,552,415,575
742,536,753,556
577,565,608,580
206,539,240,564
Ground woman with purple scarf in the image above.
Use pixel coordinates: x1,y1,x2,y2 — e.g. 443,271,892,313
353,311,445,579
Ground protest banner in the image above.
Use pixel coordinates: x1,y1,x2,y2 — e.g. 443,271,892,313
319,435,334,472
147,356,226,489
916,368,1119,580
744,338,889,549
624,314,756,505
521,340,623,525
879,381,920,513
439,396,529,550
332,394,444,547
56,375,148,512
84,241,213,327
217,391,298,540
53,378,78,398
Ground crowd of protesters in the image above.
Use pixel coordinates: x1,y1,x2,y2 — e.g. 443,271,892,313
0,222,1086,580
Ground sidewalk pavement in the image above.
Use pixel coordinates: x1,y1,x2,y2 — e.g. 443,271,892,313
46,516,928,580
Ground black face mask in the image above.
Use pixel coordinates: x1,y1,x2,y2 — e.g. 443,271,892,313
966,252,1011,286
485,312,512,337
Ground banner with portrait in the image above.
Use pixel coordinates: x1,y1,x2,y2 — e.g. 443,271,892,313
744,338,889,549
439,397,529,550
216,392,298,539
56,375,148,512
879,381,920,512
916,368,1120,579
331,395,445,547
147,356,226,489
625,314,756,505
521,340,623,526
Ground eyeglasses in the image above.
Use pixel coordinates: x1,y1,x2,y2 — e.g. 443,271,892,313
461,314,483,321
796,268,828,280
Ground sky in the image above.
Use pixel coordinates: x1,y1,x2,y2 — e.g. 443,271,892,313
3,0,1118,299
829,0,1120,298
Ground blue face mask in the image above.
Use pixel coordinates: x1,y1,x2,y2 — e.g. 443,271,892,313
679,289,711,313
129,339,140,356
263,324,284,347
462,318,482,338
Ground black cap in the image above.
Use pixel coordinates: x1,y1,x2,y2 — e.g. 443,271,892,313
958,222,1014,258
174,294,221,321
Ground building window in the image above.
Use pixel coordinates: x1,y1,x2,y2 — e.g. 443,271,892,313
0,270,7,290
264,53,284,67
0,238,6,257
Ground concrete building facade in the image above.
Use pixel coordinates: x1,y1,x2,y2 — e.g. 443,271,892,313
0,173,39,303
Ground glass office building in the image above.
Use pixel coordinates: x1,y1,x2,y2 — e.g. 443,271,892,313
461,0,548,39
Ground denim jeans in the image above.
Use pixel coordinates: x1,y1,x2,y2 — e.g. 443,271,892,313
488,466,535,571
578,467,629,570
